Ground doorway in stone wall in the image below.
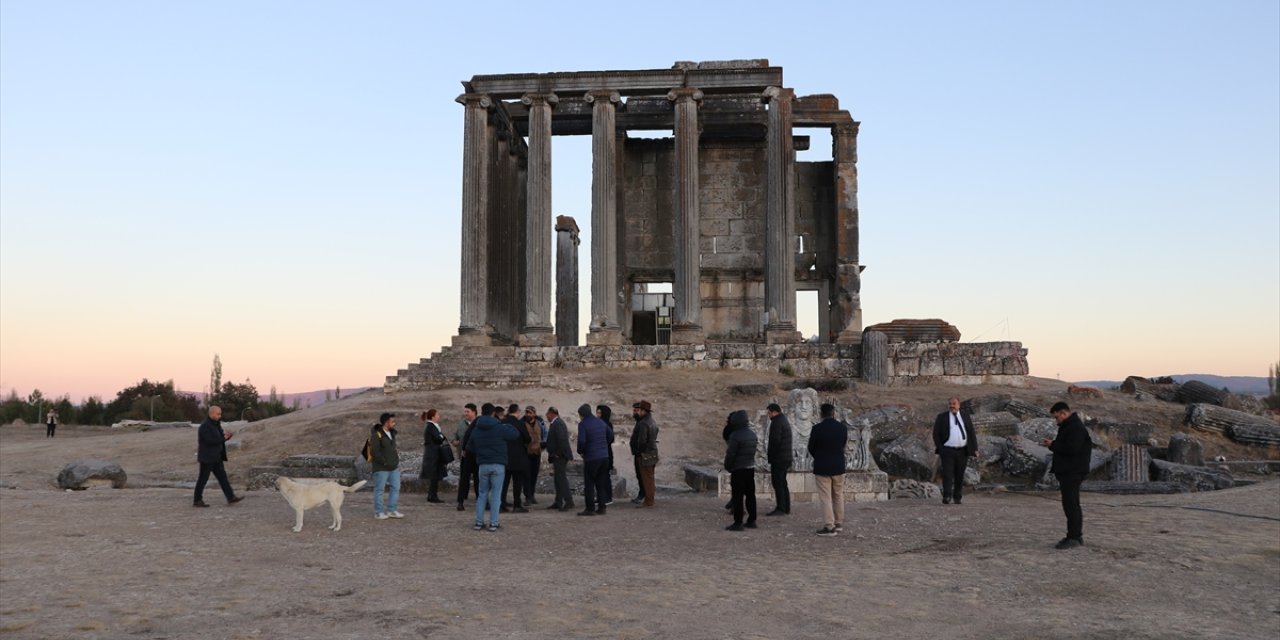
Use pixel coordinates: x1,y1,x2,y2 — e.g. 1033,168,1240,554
796,289,820,343
630,283,673,345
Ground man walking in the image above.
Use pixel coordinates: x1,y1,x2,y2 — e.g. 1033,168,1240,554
723,410,758,531
1042,401,1094,549
630,400,659,508
369,412,403,520
576,404,611,516
544,407,574,511
466,403,521,532
808,403,847,537
765,403,793,516
193,405,244,507
454,403,479,511
932,397,978,505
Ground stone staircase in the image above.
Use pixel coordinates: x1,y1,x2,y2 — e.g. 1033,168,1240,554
385,346,560,391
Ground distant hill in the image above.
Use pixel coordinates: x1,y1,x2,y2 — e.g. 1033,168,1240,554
1075,374,1270,396
181,387,377,409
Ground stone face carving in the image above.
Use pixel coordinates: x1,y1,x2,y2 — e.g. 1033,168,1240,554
753,387,874,473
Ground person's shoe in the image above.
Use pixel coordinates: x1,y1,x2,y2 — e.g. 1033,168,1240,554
227,496,244,505
577,509,597,516
765,509,785,516
427,497,445,504
546,503,563,510
596,506,606,515
512,507,529,514
456,503,465,511
835,523,844,533
193,501,210,508
724,500,733,510
499,506,511,513
500,502,511,509
726,523,745,531
1054,537,1083,550
816,526,838,537
630,497,644,505
375,513,390,520
744,521,758,529
473,522,484,531
605,499,615,506
953,497,962,505
635,503,652,509
527,496,538,505
559,504,573,512
388,511,405,519
487,524,500,532
942,497,951,505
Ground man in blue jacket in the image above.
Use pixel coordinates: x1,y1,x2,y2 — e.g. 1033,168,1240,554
576,404,611,516
465,403,521,532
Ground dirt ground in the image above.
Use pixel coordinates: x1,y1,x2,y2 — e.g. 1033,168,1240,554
1,373,1278,639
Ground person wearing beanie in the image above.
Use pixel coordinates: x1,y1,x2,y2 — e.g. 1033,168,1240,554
576,404,611,516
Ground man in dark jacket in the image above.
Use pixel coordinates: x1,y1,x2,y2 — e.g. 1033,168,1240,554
931,397,978,505
765,403,793,516
630,400,659,508
1042,402,1094,549
500,403,531,513
807,403,848,537
193,405,243,507
576,404,611,516
544,407,574,511
454,403,479,511
723,410,759,531
370,412,403,520
465,403,521,531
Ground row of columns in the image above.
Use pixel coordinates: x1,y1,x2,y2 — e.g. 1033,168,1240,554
455,85,805,347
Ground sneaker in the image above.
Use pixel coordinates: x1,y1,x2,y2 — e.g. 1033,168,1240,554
388,511,405,519
835,523,844,533
630,497,644,505
605,499,614,506
816,526,838,537
456,503,465,511
473,522,484,531
487,524,500,532
744,521,758,529
725,523,745,531
375,513,390,520
1054,537,1083,550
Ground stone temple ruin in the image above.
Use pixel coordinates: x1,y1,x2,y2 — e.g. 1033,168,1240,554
386,60,1029,390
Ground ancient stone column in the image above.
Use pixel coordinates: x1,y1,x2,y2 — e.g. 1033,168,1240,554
668,87,704,344
454,93,493,346
519,92,558,346
833,121,864,344
585,89,624,345
556,215,581,347
763,86,801,344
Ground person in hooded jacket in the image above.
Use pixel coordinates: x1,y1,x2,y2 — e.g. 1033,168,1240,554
465,403,521,532
596,404,616,506
576,404,611,516
723,410,759,531
1042,401,1095,549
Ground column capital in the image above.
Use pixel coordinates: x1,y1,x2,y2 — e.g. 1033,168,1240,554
456,93,492,109
583,89,621,105
666,87,704,103
762,86,795,103
521,92,560,107
833,121,861,137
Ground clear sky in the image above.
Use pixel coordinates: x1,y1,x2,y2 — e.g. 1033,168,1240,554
2,1,1277,402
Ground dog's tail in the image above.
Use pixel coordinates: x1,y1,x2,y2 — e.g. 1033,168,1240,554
344,480,368,493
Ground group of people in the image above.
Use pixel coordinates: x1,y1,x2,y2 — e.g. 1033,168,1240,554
192,395,1095,549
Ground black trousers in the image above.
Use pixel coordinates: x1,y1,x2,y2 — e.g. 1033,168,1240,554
46,423,56,437
633,456,645,500
195,462,235,502
730,468,757,525
551,457,573,507
456,456,479,504
939,447,970,500
770,464,791,513
526,453,541,500
1058,473,1085,539
502,469,526,508
583,459,609,511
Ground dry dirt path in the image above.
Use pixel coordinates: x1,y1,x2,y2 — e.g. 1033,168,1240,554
1,480,1277,639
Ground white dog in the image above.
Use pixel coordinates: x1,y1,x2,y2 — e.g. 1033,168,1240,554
275,477,367,533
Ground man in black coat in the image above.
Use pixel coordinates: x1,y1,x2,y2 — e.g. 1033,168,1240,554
765,403,793,516
723,410,759,531
1043,401,1094,549
499,403,531,513
193,405,243,507
807,403,847,537
931,397,978,505
544,407,574,511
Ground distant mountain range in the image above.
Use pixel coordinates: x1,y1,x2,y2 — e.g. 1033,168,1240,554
1075,374,1271,396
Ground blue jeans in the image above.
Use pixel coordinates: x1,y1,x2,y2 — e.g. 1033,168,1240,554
475,463,505,526
372,469,400,514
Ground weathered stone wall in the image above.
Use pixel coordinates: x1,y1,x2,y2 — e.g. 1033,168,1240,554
385,341,1030,392
795,161,834,282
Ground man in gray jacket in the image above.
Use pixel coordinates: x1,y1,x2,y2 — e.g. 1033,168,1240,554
543,407,574,511
723,410,758,531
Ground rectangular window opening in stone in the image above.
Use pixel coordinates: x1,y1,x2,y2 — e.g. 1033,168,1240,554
631,282,674,345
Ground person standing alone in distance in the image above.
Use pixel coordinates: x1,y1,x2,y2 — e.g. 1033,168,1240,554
932,397,977,505
45,408,58,438
193,405,244,507
1042,401,1094,549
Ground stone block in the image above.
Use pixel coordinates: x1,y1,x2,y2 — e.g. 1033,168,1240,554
1002,437,1050,477
1151,459,1233,491
1167,433,1204,466
57,460,127,490
971,411,1019,437
890,479,941,499
874,434,936,480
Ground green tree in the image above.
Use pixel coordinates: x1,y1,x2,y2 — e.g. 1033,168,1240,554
209,354,223,408
0,389,25,424
1266,361,1280,410
104,379,201,424
79,396,106,426
27,389,45,423
213,379,260,422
